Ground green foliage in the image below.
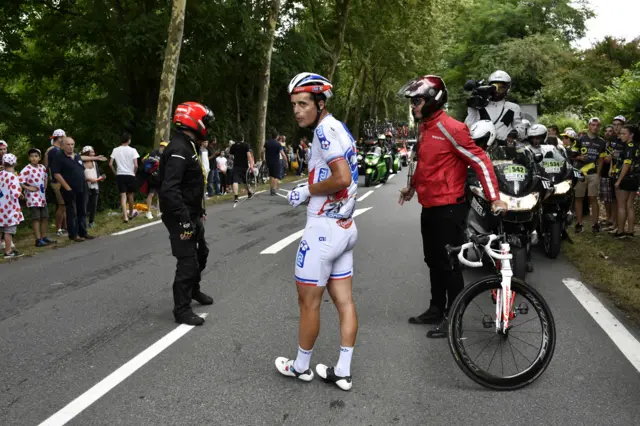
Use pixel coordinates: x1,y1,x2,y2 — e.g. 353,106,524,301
587,63,640,124
538,112,585,135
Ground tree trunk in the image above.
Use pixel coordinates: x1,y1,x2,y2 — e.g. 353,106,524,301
309,0,351,81
342,68,359,122
254,0,281,158
352,66,367,141
235,84,241,128
153,0,187,149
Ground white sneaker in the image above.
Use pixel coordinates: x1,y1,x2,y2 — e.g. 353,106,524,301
274,357,314,382
315,364,352,391
146,212,153,219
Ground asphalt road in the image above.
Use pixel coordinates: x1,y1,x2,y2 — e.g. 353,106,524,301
1,170,639,426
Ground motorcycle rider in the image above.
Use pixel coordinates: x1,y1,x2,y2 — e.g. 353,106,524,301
398,75,507,338
465,70,525,143
159,102,214,326
377,134,392,172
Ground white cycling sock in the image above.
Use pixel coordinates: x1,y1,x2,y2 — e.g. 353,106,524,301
293,346,312,373
335,346,354,377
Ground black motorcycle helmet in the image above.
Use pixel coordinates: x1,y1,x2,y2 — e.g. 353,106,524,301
398,75,448,119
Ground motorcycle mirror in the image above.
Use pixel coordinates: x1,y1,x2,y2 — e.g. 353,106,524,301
534,153,543,163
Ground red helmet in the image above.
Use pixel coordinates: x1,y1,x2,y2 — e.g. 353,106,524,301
398,75,448,118
173,102,214,139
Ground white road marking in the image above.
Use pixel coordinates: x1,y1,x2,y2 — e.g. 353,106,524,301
357,190,373,202
111,220,162,236
293,178,307,184
375,184,383,189
260,207,373,254
38,314,208,426
563,278,640,372
275,192,288,199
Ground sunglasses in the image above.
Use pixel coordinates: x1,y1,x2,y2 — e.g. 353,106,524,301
410,97,424,106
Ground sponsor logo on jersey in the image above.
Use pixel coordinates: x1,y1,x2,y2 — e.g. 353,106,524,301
318,168,329,182
296,240,310,268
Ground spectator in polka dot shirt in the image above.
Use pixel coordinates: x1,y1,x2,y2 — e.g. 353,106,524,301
19,148,57,248
0,153,25,258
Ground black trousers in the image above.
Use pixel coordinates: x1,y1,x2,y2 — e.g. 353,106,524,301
162,216,209,317
421,203,468,312
85,188,99,223
62,190,87,239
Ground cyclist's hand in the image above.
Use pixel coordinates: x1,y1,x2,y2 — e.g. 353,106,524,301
398,186,415,205
288,183,310,207
178,221,194,240
491,200,508,215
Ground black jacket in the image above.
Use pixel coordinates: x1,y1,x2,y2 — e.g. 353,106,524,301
159,131,205,223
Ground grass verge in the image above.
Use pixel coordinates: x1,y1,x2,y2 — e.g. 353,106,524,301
564,220,640,326
1,174,303,264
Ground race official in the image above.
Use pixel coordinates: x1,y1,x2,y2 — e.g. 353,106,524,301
398,75,507,338
159,102,214,326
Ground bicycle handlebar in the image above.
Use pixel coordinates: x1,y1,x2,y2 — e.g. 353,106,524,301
446,234,513,269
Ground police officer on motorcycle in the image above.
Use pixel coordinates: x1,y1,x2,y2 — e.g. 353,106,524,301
159,102,215,326
465,70,525,143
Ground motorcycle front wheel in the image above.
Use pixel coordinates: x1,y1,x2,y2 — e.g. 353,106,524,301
365,174,372,187
543,222,562,259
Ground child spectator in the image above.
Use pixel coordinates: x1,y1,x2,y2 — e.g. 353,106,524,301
82,146,106,228
0,154,25,257
19,148,57,247
216,150,228,194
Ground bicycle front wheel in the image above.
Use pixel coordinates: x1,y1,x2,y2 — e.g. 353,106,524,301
447,276,556,391
246,169,257,193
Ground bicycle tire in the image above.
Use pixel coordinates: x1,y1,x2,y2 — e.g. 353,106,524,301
447,276,556,391
246,169,257,193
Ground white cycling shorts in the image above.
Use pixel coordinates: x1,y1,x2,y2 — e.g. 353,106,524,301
294,216,358,287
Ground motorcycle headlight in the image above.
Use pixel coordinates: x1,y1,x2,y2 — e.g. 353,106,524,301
500,192,540,211
554,180,572,195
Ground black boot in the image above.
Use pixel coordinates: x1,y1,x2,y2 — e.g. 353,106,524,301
193,291,214,306
409,305,443,325
175,311,205,326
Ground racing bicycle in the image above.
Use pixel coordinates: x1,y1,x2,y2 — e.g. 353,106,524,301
246,166,258,194
445,228,556,391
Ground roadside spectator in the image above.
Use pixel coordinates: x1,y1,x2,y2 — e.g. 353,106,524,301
265,130,287,195
606,116,628,233
207,137,220,196
200,139,211,199
571,118,606,233
0,154,25,257
216,150,228,194
109,132,140,223
229,133,254,204
44,129,68,236
19,148,57,247
140,141,167,219
52,137,95,242
0,140,7,172
613,124,639,239
548,124,559,138
601,125,617,228
82,146,105,228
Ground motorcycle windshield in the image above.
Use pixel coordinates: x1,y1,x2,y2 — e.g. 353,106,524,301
540,145,569,183
366,146,382,157
493,161,533,196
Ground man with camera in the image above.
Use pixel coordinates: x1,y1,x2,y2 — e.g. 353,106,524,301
464,70,524,143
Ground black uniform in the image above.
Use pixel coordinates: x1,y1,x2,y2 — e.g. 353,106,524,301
615,141,640,192
159,131,210,319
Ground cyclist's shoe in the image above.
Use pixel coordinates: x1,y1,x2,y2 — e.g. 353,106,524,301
192,291,214,305
315,364,352,391
574,223,584,234
174,311,204,326
426,316,448,339
275,357,314,382
526,261,534,272
408,305,443,325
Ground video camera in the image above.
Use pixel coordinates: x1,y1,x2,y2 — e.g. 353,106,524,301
463,79,497,110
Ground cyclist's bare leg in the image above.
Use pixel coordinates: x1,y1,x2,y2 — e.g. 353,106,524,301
296,284,325,350
327,277,358,347
625,191,636,233
616,189,629,232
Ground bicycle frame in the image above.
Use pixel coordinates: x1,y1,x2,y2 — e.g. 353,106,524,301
457,234,515,333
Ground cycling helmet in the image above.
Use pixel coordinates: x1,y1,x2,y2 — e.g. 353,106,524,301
173,102,214,140
398,75,448,119
527,123,548,147
488,70,511,100
469,120,496,150
288,72,333,100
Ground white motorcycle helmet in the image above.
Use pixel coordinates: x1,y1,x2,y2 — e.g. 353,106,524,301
488,70,512,100
521,119,532,138
528,124,548,147
470,120,496,150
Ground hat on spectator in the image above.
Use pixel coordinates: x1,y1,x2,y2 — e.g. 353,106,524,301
588,117,601,124
81,145,94,154
2,153,17,165
51,129,66,138
28,148,41,156
613,115,626,123
560,129,578,139
0,140,7,148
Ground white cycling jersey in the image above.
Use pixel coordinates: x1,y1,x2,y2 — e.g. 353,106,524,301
306,114,359,219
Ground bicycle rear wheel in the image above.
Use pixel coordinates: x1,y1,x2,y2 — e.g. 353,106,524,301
447,276,556,391
246,169,258,193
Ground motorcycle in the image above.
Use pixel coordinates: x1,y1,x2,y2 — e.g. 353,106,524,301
364,146,389,187
465,144,550,281
397,140,409,167
537,145,584,258
386,148,402,174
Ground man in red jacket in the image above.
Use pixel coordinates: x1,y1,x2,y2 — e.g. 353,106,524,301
398,75,507,338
